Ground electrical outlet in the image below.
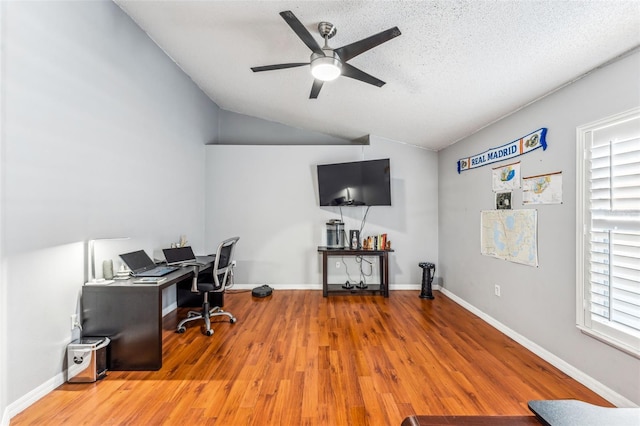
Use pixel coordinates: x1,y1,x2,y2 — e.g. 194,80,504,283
70,314,78,330
494,284,501,297
335,261,341,268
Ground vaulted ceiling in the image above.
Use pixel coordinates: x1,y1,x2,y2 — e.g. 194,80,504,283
115,0,640,150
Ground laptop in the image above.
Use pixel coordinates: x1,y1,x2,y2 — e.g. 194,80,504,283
162,246,215,266
119,250,179,277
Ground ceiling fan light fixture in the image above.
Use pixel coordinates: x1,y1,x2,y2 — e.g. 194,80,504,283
311,53,342,81
252,12,401,98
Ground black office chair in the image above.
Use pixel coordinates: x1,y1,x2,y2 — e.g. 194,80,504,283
176,236,239,336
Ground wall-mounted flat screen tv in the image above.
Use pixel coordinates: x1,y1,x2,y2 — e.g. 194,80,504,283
317,158,391,206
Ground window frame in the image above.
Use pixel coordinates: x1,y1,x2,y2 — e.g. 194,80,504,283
576,106,640,359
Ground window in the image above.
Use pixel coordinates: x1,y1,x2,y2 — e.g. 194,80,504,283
576,107,640,358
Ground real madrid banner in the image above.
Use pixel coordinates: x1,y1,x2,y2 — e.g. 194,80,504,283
457,128,547,173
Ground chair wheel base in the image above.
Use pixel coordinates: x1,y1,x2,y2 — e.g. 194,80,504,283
205,329,214,336
230,317,237,324
176,326,186,334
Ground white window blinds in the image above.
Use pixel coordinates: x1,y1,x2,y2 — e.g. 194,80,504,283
577,108,640,357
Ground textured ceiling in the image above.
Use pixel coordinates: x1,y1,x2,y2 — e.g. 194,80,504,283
115,0,640,150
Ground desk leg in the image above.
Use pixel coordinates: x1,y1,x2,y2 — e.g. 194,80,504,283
322,252,328,297
382,253,389,297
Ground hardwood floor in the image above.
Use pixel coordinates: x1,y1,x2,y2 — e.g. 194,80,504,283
11,290,611,425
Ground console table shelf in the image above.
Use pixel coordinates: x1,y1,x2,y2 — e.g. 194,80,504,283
318,247,394,297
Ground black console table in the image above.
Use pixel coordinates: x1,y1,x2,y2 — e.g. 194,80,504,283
318,247,393,297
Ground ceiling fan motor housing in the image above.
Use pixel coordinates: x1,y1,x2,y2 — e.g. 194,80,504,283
318,21,337,39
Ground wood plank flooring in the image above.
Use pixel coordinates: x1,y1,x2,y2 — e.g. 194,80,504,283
11,290,611,425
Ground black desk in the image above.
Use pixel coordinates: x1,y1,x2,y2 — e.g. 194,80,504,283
317,247,394,297
81,259,213,371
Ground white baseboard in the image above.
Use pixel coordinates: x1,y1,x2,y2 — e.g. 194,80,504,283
162,301,177,317
439,287,637,408
392,284,423,291
230,283,423,291
162,285,423,314
3,371,65,423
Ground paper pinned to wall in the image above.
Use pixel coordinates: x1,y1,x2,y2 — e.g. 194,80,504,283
523,171,563,204
492,161,521,191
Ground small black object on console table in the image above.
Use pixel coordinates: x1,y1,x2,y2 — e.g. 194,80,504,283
318,246,394,297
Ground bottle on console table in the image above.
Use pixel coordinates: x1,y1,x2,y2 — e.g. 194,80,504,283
349,229,360,250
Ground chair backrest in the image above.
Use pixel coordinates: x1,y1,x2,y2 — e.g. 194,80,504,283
213,237,240,289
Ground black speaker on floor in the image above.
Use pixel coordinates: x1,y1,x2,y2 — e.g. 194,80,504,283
252,285,273,298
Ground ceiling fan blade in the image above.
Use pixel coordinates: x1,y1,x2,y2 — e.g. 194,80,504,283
280,11,324,56
310,79,324,99
341,63,385,87
334,27,401,62
251,63,309,72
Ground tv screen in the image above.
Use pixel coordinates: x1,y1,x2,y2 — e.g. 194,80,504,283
317,158,391,206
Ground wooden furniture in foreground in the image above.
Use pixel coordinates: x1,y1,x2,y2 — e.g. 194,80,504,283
528,399,640,426
317,246,393,296
402,415,541,425
403,399,640,426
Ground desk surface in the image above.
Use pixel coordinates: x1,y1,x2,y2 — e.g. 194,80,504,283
85,256,214,289
86,267,192,289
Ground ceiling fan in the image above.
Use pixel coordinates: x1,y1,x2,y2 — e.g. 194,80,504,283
251,10,401,99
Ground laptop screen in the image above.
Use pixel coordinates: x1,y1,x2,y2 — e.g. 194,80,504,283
119,250,155,272
163,246,197,265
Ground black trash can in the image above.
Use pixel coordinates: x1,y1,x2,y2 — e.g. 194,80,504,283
419,262,436,299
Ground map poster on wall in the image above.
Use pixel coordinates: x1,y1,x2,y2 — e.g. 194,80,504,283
481,209,538,267
492,161,520,191
523,171,563,204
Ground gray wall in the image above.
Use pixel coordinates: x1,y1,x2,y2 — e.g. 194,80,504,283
205,136,438,288
1,0,220,418
438,51,640,406
217,109,355,145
